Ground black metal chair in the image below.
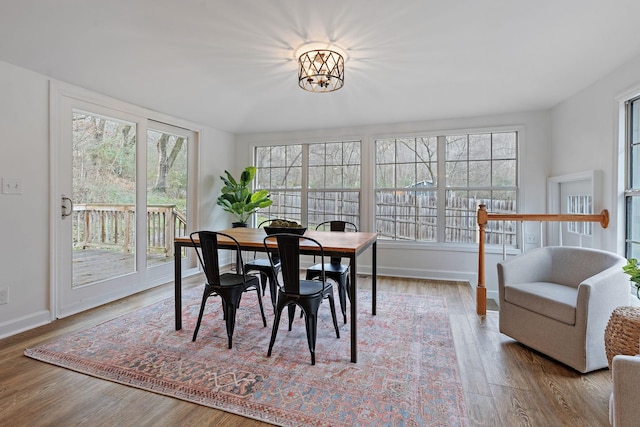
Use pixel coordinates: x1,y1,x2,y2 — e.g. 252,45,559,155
264,233,340,365
190,231,267,349
244,219,283,310
305,220,358,324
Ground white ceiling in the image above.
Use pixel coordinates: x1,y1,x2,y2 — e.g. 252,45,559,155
2,0,640,134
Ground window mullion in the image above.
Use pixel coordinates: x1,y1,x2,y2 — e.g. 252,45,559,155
302,144,309,224
436,135,446,242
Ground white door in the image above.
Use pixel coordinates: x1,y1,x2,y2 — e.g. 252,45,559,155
52,91,196,318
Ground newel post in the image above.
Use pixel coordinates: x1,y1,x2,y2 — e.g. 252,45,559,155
477,204,487,315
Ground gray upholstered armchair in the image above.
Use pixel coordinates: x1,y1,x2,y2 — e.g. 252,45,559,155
497,246,629,373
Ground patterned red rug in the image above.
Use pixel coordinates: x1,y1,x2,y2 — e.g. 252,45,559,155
25,287,468,426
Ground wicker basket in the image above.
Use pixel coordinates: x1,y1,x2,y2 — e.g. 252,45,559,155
604,306,640,370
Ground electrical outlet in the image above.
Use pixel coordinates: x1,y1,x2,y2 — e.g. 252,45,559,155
525,233,538,244
2,177,22,194
0,287,8,305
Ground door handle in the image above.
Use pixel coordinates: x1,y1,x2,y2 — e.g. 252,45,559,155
61,195,74,219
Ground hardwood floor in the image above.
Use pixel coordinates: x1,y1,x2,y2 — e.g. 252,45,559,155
0,275,612,426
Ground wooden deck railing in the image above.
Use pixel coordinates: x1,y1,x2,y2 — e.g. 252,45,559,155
73,204,187,257
476,204,610,315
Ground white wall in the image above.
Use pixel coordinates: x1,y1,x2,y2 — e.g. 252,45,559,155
0,60,235,338
235,110,553,302
551,54,640,254
0,61,51,336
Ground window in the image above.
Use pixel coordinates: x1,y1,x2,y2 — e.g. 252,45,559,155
255,140,361,228
375,132,518,244
567,195,593,236
626,96,640,258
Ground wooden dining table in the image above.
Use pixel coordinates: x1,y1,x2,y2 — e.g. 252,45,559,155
174,227,377,363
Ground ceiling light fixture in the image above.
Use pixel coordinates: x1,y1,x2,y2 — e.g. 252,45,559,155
296,43,345,93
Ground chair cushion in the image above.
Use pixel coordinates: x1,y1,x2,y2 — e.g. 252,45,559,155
504,281,577,325
282,280,332,297
308,263,349,274
218,273,259,288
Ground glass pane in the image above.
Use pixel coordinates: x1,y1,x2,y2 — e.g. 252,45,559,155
396,139,416,163
493,132,517,159
632,100,640,145
493,159,517,187
260,191,301,223
446,161,468,187
446,135,468,161
469,160,491,187
396,163,416,188
256,167,270,189
324,165,342,188
375,191,397,239
416,162,436,187
270,167,287,188
469,134,491,160
324,142,342,165
632,144,640,188
309,144,325,167
72,111,136,287
308,165,325,188
344,165,360,188
344,141,361,165
255,146,270,168
376,164,395,188
445,190,475,243
376,139,396,163
627,196,640,243
146,128,188,269
270,146,286,167
307,191,359,229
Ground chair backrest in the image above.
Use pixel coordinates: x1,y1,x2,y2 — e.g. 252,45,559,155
315,220,358,233
315,220,357,264
190,231,245,285
264,233,326,294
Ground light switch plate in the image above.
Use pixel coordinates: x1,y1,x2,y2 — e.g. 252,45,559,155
2,178,22,194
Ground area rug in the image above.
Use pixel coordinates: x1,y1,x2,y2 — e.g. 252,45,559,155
25,287,468,426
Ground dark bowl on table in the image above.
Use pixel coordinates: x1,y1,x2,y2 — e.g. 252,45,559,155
263,226,307,236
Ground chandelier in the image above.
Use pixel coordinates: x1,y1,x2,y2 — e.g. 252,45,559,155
297,48,345,93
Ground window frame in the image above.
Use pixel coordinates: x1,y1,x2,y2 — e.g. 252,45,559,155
253,140,362,229
625,95,640,259
374,131,519,246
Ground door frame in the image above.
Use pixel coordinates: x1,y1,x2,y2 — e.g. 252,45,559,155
49,81,200,319
547,170,602,247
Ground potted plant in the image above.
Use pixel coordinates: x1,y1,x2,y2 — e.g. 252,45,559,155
623,258,640,298
216,166,272,227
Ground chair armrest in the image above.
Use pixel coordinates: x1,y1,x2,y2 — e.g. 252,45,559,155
578,265,630,328
612,355,640,426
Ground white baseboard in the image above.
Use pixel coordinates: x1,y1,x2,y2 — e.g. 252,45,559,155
0,310,51,340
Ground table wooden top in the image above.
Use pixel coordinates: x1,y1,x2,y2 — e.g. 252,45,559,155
175,227,377,255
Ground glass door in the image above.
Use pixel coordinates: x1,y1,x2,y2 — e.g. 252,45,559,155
146,121,193,281
71,110,138,286
53,89,198,318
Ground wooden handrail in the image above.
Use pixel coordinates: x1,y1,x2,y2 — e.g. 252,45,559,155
476,204,609,315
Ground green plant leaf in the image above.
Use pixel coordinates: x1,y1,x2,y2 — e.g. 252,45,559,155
215,166,270,223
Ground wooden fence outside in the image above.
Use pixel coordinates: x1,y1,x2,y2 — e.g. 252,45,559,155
72,204,187,257
268,191,516,244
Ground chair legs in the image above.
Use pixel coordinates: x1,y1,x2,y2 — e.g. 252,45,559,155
192,285,211,342
192,283,267,349
305,270,349,324
248,267,280,311
267,293,340,365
